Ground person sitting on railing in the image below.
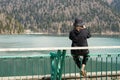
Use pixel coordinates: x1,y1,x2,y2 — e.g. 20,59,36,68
69,17,91,77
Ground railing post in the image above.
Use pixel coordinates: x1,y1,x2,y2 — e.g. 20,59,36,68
50,52,57,80
58,50,66,80
50,50,66,80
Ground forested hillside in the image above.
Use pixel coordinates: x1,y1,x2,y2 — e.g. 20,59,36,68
0,13,24,34
111,0,120,13
0,0,120,34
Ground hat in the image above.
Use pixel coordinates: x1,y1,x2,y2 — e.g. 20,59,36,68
73,18,85,27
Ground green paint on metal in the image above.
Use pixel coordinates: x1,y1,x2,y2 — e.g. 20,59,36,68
50,50,66,80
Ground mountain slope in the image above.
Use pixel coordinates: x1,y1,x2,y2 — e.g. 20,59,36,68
0,13,24,34
111,0,120,12
0,0,120,34
106,0,113,4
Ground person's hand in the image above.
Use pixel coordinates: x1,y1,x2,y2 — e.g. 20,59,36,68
76,27,80,31
83,25,86,28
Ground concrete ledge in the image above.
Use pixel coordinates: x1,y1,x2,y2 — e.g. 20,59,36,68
0,71,120,80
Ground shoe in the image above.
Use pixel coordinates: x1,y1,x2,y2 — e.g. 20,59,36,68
80,70,87,77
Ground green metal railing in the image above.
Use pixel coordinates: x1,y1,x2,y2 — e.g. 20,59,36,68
50,50,66,80
0,47,120,80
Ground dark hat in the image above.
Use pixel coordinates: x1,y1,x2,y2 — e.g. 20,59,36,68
73,17,85,27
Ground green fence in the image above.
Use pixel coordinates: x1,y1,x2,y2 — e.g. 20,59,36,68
0,47,120,80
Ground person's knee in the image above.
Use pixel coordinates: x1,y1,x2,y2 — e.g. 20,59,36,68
82,55,90,64
73,56,79,61
85,54,90,60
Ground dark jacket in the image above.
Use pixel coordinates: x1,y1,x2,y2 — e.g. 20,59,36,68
69,28,91,55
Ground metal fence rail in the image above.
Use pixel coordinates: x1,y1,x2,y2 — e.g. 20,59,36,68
0,46,120,80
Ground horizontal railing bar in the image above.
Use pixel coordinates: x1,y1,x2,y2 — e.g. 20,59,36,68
0,53,119,58
0,46,120,52
0,55,50,58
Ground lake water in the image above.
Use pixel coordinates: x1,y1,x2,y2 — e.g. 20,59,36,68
0,34,120,56
1,34,120,48
0,34,120,48
0,34,120,76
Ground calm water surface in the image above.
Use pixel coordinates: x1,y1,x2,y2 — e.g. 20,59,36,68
0,34,120,76
0,34,120,56
0,34,120,47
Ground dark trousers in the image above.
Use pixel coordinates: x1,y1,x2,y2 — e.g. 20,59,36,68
72,54,89,69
